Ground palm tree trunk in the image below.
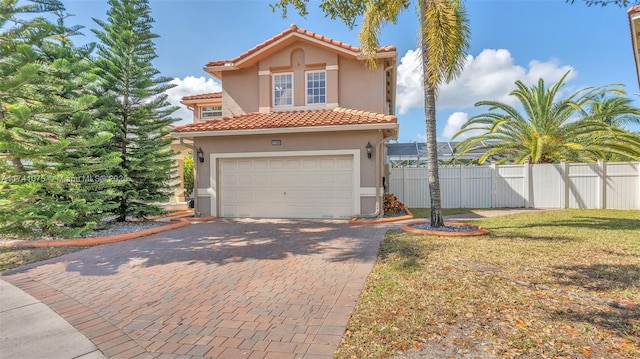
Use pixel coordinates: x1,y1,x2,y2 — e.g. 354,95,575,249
424,85,444,227
421,0,444,227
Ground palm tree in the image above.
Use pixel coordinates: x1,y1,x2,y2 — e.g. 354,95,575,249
452,73,640,164
417,0,470,226
273,0,470,226
584,94,640,129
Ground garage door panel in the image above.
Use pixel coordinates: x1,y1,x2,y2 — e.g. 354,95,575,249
318,159,336,169
220,160,237,170
270,173,298,185
269,160,285,169
336,173,353,186
302,159,318,169
285,160,301,169
236,160,254,170
237,176,255,186
336,158,353,169
220,155,354,218
253,160,268,170
305,173,334,184
221,190,237,201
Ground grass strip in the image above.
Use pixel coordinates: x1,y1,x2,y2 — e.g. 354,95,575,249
337,209,640,359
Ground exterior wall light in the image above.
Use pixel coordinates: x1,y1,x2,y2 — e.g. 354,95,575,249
196,147,205,163
366,141,373,159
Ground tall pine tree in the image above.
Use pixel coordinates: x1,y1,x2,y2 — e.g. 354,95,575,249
92,0,179,221
0,0,114,237
42,10,122,230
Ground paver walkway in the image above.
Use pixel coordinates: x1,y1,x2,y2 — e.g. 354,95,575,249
1,219,388,359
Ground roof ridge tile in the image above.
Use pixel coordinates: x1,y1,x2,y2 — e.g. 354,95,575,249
205,25,395,68
181,92,223,101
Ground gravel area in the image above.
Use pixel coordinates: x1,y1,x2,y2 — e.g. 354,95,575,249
383,210,408,218
0,221,168,242
77,221,167,238
411,223,479,232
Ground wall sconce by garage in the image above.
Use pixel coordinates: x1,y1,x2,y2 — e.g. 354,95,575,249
366,141,373,159
196,147,205,163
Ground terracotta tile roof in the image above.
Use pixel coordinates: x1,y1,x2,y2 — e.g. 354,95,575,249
181,92,222,101
206,24,396,67
173,108,397,133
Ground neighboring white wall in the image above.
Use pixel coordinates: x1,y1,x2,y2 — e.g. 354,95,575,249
389,161,640,210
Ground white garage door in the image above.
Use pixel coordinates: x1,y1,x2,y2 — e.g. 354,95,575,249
220,155,354,218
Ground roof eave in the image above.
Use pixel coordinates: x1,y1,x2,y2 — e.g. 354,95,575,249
355,51,398,61
171,123,398,138
203,31,397,73
227,32,362,69
203,66,235,79
630,7,640,88
180,98,222,106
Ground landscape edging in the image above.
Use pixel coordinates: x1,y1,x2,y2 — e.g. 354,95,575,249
0,214,216,248
400,221,489,236
348,206,414,225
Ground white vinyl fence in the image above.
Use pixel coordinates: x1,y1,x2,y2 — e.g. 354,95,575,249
389,161,640,210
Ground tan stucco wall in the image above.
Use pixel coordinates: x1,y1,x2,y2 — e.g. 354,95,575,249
193,129,387,217
221,65,259,117
221,41,388,115
338,57,386,113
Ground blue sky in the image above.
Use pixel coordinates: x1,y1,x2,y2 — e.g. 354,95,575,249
61,0,639,142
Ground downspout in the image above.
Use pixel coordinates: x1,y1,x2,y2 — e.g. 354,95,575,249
180,138,201,217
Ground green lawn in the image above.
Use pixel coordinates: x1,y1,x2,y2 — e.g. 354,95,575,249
408,207,475,218
337,209,640,359
0,246,92,271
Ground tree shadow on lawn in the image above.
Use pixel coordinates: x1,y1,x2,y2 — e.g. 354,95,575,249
551,263,640,294
378,232,443,272
484,232,576,242
552,307,639,342
3,219,387,277
489,216,640,232
544,262,640,346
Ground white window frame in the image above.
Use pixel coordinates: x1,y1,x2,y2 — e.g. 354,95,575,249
273,72,294,107
201,105,222,119
305,70,326,105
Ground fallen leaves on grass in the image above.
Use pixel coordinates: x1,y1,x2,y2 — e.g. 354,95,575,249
336,209,640,359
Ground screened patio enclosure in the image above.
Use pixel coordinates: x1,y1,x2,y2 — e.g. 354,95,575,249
386,142,489,167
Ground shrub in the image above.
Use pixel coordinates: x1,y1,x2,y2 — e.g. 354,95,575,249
384,193,405,215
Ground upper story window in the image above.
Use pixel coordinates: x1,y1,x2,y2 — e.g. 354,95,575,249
306,71,326,105
273,73,293,107
201,105,222,118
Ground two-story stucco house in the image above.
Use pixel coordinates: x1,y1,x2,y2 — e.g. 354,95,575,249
172,24,399,219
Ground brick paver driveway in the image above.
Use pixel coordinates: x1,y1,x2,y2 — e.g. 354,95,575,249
2,219,388,359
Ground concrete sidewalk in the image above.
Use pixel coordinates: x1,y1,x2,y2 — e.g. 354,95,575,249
0,279,106,359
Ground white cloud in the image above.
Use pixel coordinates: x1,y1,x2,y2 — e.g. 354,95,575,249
526,59,575,85
396,49,423,115
442,112,469,140
395,48,576,113
440,112,488,141
165,76,221,125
